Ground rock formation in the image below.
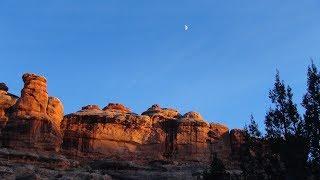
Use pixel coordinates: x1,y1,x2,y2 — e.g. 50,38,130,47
0,83,18,133
1,73,64,152
0,73,248,179
61,104,231,166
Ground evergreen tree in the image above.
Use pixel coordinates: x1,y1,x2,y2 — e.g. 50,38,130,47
264,71,308,179
302,61,320,176
245,115,262,139
242,115,264,179
203,153,226,180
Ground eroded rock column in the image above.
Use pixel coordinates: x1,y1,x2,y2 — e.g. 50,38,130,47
1,73,64,152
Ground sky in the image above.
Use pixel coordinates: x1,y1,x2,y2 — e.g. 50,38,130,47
0,1,320,130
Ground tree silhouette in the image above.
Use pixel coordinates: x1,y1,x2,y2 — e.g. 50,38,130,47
245,115,262,139
203,153,227,180
302,61,320,178
265,71,308,180
241,115,264,179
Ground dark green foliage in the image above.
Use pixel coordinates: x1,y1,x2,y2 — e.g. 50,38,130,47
264,71,308,180
302,61,320,178
245,115,261,139
242,116,264,179
203,153,227,180
265,71,302,139
203,62,320,179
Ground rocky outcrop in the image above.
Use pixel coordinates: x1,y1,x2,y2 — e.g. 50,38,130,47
141,104,182,122
0,73,250,179
0,83,18,132
1,73,64,152
61,104,231,166
61,103,152,162
102,103,131,113
47,96,64,128
0,83,8,92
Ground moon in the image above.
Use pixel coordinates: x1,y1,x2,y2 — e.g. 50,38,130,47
184,25,188,31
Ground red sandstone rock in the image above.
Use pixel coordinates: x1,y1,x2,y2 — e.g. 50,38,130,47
61,105,231,165
0,73,251,179
81,104,101,111
142,104,181,122
12,73,48,119
0,84,18,132
182,111,204,121
102,103,131,113
0,83,8,92
1,73,63,152
47,97,64,128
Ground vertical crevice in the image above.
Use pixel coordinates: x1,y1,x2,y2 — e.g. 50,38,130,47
160,119,180,158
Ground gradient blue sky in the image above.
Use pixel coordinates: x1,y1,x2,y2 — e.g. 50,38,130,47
0,1,319,130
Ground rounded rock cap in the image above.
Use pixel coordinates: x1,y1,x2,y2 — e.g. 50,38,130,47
147,104,162,111
0,82,8,92
182,111,204,121
81,104,101,111
102,103,131,113
22,73,47,83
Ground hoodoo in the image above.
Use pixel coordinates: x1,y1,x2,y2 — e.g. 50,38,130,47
1,73,63,152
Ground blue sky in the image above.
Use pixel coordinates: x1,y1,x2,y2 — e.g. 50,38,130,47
0,1,319,130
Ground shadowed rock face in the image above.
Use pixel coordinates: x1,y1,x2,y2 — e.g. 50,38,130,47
230,129,246,161
1,73,64,152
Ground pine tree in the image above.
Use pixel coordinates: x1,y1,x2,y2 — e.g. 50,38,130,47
242,115,263,178
245,115,262,139
265,70,302,139
264,70,307,179
203,153,226,180
302,61,320,176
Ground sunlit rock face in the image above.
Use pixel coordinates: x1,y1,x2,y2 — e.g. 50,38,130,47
61,104,231,165
0,72,253,179
1,73,64,152
0,83,18,133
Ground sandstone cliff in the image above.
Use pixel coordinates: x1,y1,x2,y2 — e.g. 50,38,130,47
0,73,246,179
61,104,231,165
